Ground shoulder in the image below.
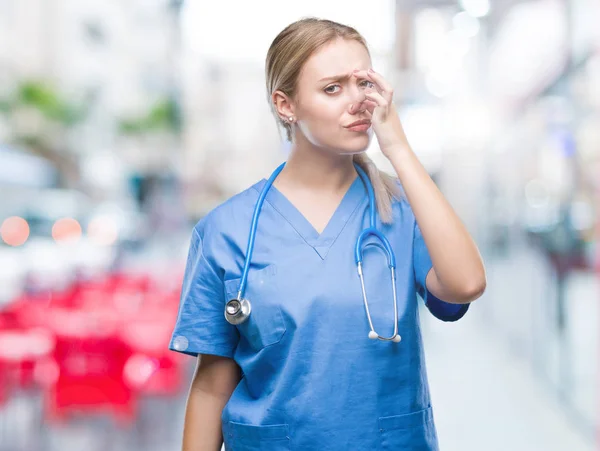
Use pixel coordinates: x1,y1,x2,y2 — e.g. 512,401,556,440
192,179,264,241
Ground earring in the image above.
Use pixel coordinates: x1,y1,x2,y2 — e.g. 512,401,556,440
288,116,294,122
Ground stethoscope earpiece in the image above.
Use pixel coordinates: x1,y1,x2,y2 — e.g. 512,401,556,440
369,331,401,342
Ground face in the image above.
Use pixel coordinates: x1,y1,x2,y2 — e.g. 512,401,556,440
289,38,375,154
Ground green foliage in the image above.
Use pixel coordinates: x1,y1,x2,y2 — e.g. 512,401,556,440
0,80,85,125
118,97,180,135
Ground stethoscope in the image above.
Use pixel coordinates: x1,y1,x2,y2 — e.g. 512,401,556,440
224,161,401,343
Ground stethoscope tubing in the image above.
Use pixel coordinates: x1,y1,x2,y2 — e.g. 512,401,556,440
227,160,401,342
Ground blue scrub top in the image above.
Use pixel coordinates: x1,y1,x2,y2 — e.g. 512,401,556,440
170,174,469,450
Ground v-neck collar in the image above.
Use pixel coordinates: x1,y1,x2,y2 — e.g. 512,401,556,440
252,175,366,260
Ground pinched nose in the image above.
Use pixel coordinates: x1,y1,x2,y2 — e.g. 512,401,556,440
348,94,368,115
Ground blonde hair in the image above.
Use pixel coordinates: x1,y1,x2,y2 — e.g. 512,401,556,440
265,17,402,223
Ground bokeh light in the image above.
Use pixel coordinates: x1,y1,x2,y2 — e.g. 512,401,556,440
0,216,30,246
87,216,119,246
51,218,82,243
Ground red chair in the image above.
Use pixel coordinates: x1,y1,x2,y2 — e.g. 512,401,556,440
0,359,8,407
43,308,136,426
119,303,186,396
0,299,56,385
1,269,189,428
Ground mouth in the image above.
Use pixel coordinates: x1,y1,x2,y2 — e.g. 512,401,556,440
345,119,371,128
345,119,371,132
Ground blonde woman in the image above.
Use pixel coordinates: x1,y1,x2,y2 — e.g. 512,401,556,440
170,17,486,451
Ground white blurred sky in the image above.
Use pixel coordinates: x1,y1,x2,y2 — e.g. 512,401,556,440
181,0,396,63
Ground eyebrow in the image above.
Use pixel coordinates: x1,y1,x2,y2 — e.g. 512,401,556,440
318,73,352,83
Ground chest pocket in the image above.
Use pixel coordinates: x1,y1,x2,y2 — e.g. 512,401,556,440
224,265,286,352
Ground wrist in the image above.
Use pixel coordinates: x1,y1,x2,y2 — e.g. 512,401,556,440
386,145,422,181
383,143,412,161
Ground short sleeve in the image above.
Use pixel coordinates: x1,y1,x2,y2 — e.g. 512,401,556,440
169,227,239,358
413,221,469,322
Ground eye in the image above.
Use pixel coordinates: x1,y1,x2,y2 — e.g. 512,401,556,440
360,80,375,89
324,84,340,94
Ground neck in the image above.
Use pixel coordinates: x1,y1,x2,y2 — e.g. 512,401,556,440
277,138,358,193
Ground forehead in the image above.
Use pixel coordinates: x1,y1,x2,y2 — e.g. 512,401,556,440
300,38,371,82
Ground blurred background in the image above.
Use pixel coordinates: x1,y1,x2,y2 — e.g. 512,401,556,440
0,0,598,450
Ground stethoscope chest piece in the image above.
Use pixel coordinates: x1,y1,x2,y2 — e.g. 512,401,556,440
225,298,252,325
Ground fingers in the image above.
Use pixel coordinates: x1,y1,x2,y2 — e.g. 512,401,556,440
364,90,387,108
352,69,394,104
363,99,378,115
351,97,377,115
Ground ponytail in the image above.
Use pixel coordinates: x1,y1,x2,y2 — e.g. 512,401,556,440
352,153,402,224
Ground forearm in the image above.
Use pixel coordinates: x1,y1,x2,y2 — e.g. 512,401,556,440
182,386,228,451
388,145,486,298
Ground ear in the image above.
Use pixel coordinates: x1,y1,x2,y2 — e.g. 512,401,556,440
272,90,295,121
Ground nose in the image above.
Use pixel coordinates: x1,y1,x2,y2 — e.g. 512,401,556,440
348,88,367,115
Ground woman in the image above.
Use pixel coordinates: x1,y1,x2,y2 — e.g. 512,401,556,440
170,17,486,451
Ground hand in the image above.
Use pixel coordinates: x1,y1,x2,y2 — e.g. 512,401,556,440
351,68,410,158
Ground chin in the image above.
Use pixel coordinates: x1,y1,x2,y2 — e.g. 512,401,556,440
311,131,371,155
338,136,371,155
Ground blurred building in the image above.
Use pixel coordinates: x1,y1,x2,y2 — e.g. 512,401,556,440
0,0,183,198
179,56,285,217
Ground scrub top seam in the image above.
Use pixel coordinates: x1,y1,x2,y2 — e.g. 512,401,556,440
194,228,223,281
326,195,369,253
250,185,317,250
249,177,368,254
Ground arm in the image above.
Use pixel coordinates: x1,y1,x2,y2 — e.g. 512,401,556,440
352,68,487,304
182,354,242,451
389,148,486,304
